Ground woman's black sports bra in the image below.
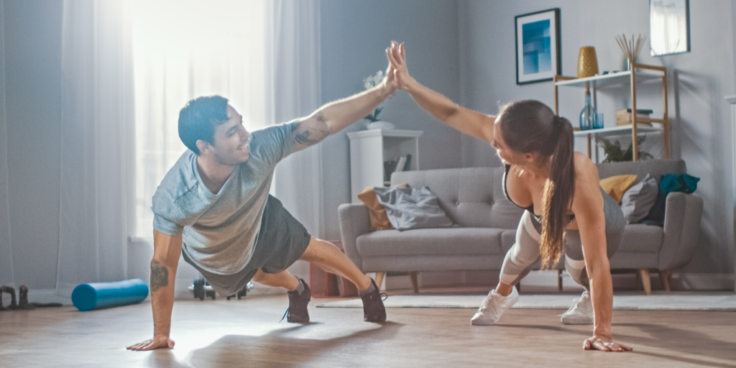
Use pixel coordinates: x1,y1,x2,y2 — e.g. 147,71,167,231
502,164,575,224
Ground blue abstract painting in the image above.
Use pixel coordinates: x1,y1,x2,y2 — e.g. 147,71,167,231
522,20,552,75
515,8,559,85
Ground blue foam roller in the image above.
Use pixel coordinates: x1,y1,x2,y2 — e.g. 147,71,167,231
72,279,149,311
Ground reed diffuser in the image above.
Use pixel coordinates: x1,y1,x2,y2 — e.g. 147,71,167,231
615,34,646,71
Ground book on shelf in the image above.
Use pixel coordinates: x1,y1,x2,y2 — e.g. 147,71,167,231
383,159,398,182
395,156,407,174
403,154,412,172
615,108,652,126
383,154,413,183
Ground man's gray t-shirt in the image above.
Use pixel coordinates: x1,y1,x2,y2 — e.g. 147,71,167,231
151,122,298,275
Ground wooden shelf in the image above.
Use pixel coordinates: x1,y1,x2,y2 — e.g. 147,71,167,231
574,124,663,138
553,62,669,161
555,69,662,88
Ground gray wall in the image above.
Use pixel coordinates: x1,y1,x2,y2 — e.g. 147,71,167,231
458,0,736,274
319,0,462,240
2,0,63,289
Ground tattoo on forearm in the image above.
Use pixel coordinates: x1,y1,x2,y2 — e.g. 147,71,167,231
294,112,330,146
150,260,169,292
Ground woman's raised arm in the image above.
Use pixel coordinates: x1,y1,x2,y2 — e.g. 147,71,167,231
387,42,495,143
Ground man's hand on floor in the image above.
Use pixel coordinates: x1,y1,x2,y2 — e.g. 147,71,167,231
127,335,175,351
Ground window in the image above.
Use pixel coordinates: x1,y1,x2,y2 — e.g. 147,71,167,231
130,0,270,238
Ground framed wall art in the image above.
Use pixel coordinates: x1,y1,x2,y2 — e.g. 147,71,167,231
515,8,561,85
650,0,690,56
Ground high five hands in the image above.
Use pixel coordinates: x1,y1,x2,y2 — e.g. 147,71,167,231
385,41,412,91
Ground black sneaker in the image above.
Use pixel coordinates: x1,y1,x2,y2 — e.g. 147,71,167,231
285,278,311,323
360,278,386,322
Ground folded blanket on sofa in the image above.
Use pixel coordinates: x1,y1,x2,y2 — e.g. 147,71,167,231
373,186,454,231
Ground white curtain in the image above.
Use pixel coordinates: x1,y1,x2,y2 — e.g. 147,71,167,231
56,0,321,294
0,0,15,288
131,0,322,241
129,0,321,289
57,0,135,295
270,0,324,238
130,0,272,241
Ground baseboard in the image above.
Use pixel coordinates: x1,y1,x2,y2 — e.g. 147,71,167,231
17,289,73,305
674,273,735,291
385,271,735,292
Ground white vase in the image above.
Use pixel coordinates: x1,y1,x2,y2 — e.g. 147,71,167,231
366,121,395,130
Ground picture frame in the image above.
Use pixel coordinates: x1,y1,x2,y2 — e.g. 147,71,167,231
515,8,561,85
650,0,690,56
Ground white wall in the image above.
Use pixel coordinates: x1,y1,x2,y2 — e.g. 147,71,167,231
458,0,735,274
0,0,14,287
2,0,63,289
319,0,463,240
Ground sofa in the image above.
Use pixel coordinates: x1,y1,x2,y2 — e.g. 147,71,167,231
338,159,703,295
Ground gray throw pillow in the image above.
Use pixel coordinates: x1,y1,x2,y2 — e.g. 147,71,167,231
621,174,658,224
373,186,454,231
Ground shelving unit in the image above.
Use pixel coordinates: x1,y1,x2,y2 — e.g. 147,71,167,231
553,63,669,161
347,129,422,203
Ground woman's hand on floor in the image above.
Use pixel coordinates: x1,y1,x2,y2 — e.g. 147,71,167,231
127,335,175,351
583,335,632,352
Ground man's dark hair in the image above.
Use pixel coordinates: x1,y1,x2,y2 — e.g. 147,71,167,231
178,95,230,155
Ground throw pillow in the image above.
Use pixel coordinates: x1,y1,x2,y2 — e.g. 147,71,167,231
599,175,638,203
373,186,454,231
357,184,407,231
620,174,658,224
642,173,701,226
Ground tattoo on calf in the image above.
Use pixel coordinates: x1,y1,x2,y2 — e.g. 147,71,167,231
150,260,169,292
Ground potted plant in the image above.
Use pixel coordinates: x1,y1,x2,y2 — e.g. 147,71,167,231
597,135,653,163
363,70,394,130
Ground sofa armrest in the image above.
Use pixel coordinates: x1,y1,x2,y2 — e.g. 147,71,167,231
338,203,371,271
659,192,703,270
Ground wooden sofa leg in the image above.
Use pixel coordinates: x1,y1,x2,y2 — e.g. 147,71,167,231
639,269,652,296
659,270,672,292
557,270,563,292
409,272,419,294
374,272,386,291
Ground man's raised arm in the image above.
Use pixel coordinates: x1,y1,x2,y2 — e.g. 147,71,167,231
291,49,396,152
127,230,182,351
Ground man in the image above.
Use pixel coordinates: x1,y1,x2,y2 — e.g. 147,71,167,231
127,48,396,351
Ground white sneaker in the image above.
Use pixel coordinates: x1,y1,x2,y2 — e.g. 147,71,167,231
559,290,594,325
470,287,519,325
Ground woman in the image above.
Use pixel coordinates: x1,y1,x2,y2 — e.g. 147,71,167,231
386,42,631,352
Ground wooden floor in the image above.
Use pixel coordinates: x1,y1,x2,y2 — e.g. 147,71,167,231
1,290,735,368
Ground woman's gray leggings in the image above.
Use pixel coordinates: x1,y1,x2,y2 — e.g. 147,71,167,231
499,189,625,289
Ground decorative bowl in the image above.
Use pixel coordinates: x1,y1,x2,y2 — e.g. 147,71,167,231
366,121,395,130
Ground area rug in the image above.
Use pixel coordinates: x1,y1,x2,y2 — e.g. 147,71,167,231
316,293,736,311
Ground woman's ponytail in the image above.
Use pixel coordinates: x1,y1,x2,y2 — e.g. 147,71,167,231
539,116,575,269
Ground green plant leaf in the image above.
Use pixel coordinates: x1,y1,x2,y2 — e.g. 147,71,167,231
598,134,652,162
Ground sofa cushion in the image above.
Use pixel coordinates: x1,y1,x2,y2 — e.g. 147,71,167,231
621,174,659,223
356,184,407,231
391,167,523,229
600,175,637,203
374,186,454,231
356,228,504,257
501,230,516,254
618,224,663,253
597,159,685,182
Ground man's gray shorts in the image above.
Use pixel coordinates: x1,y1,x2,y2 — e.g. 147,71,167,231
182,195,312,296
